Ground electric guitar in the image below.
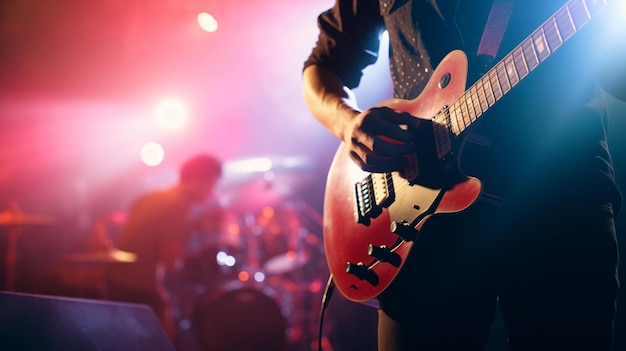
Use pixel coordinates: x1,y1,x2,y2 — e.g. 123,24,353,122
323,0,608,303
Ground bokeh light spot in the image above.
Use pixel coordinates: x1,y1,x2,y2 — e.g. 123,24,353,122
238,270,250,282
197,12,218,33
156,98,188,131
141,142,165,166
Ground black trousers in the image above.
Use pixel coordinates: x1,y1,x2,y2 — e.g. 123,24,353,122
377,201,619,351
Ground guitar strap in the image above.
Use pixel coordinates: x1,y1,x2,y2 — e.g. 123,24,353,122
477,0,515,59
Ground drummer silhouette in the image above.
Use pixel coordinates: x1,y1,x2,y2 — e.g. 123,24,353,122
106,153,222,343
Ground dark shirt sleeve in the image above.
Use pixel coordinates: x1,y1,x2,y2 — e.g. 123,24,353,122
303,0,386,89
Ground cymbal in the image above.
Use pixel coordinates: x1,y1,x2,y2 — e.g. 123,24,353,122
61,249,137,264
263,250,310,275
0,206,55,226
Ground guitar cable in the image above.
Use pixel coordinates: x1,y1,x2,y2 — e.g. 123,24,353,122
317,274,335,351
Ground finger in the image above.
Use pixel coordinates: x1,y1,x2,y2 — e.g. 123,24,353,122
377,107,421,126
371,136,415,156
361,153,406,173
353,122,414,157
349,150,366,170
350,142,406,173
367,108,419,142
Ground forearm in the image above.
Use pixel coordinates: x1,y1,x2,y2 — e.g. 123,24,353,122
303,64,361,142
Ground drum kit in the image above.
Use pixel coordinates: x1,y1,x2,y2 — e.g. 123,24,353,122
0,203,56,291
171,156,331,351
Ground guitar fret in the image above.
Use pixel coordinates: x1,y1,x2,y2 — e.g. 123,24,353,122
532,29,551,61
448,104,456,135
455,102,466,132
512,47,529,79
489,70,503,101
466,94,476,124
450,103,461,135
459,96,471,127
465,89,475,120
457,103,466,133
504,55,520,87
584,0,607,17
458,99,467,128
477,85,487,113
521,38,540,71
463,93,474,126
464,92,477,123
461,99,471,128
473,88,482,119
543,17,564,52
470,86,483,118
555,7,576,41
482,76,496,107
496,63,511,94
476,80,489,112
569,0,592,28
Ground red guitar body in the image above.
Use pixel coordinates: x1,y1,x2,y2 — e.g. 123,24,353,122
323,50,482,303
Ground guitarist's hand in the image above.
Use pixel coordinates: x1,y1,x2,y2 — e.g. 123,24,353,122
345,106,419,173
302,64,420,173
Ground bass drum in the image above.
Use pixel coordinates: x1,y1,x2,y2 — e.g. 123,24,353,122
192,278,298,351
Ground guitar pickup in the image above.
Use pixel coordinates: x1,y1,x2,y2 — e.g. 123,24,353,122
354,172,395,225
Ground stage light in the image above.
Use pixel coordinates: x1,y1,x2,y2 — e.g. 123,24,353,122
238,270,250,282
253,271,265,282
216,251,236,267
227,221,240,235
227,157,273,174
140,142,165,166
155,97,188,131
197,12,218,33
261,206,275,218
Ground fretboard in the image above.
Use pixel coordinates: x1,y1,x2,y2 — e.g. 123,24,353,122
441,0,607,137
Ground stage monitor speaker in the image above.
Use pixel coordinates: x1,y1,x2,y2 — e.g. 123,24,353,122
0,291,175,351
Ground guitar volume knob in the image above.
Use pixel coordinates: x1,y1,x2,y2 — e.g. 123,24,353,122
345,262,379,286
346,262,367,277
390,221,418,241
367,244,401,267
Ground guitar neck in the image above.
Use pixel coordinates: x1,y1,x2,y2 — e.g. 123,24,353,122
439,0,607,137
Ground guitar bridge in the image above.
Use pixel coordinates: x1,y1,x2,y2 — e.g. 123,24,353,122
354,172,395,225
